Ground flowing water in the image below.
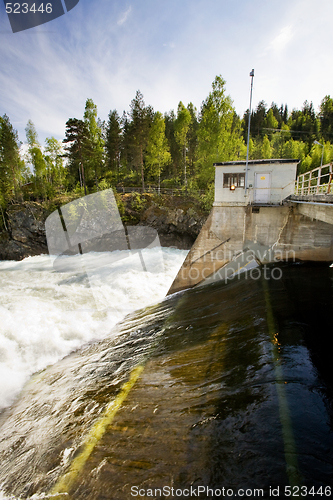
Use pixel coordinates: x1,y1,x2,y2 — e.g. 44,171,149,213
0,249,188,411
0,256,333,499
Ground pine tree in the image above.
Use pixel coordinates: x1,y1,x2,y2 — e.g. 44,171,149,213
120,111,132,180
63,118,90,194
186,103,199,179
288,101,320,145
164,110,182,183
105,109,122,182
174,102,191,187
319,96,333,142
0,114,22,206
243,101,267,139
129,90,153,190
83,98,104,188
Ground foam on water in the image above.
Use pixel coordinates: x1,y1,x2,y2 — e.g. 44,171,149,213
0,248,187,411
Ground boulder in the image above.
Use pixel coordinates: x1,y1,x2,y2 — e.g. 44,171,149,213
0,202,49,261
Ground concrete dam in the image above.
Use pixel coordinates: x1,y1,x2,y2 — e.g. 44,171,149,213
168,159,333,294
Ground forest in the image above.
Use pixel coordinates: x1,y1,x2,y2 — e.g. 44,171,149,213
1,75,333,210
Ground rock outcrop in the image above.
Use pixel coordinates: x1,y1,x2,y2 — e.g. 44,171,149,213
0,199,207,260
140,204,205,249
0,202,49,261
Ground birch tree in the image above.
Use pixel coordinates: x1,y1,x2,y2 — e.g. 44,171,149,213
146,111,171,192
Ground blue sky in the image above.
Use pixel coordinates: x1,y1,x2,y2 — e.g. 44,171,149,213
1,0,333,145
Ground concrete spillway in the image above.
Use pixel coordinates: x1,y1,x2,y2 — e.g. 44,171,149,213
2,264,333,499
168,201,333,294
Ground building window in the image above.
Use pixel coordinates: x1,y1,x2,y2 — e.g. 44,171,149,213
223,173,245,188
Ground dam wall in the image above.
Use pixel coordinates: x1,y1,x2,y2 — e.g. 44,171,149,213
167,203,333,294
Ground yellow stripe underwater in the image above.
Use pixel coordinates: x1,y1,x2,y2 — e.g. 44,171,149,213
263,278,301,488
50,364,144,497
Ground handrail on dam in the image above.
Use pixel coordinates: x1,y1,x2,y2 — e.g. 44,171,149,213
242,181,296,205
296,163,333,196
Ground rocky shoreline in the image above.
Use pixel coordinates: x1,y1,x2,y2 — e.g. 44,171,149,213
0,202,49,261
0,197,207,261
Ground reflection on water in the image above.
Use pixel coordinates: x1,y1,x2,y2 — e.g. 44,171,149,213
0,263,333,498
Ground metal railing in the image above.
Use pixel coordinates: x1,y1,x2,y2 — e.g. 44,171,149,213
244,182,297,205
295,163,333,196
116,186,206,196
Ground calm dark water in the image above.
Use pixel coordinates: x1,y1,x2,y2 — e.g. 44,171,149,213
0,263,333,499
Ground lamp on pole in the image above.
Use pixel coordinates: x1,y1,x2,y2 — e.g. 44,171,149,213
314,140,324,167
245,69,254,196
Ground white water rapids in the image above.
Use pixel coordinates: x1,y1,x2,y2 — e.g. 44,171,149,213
0,248,187,412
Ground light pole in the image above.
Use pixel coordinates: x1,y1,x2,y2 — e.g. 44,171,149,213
314,140,324,167
245,69,254,196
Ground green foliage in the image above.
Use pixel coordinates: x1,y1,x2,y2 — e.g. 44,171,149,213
25,119,40,149
0,114,23,205
281,139,307,163
25,120,46,197
262,109,278,139
128,90,154,190
44,137,66,189
3,76,333,214
186,103,198,177
105,109,121,181
261,135,272,159
196,75,244,187
175,102,191,147
97,178,112,191
130,192,146,211
248,100,267,137
288,101,320,146
73,182,85,197
164,110,182,180
114,191,125,216
173,101,199,187
199,184,214,213
298,141,333,173
84,98,105,187
146,111,171,188
63,99,105,195
243,101,289,141
160,177,181,188
63,117,90,194
319,96,333,142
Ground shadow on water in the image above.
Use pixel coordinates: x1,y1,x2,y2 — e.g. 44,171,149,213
0,264,333,498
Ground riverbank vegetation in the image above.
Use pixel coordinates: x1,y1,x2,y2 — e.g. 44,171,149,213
1,75,333,215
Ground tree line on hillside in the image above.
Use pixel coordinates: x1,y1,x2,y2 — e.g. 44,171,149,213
1,75,333,210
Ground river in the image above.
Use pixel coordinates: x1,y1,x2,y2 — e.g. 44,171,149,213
0,255,333,499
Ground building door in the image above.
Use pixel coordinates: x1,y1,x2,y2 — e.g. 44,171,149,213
254,172,271,203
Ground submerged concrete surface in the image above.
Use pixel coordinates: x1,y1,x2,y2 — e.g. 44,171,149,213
168,203,333,294
47,280,289,500
2,266,333,498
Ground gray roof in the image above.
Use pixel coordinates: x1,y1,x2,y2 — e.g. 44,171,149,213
214,159,300,167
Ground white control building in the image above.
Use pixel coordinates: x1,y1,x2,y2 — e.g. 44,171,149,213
214,159,298,206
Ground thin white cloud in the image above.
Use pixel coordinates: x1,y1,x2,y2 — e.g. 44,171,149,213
163,42,176,49
269,25,293,52
117,6,132,26
2,0,333,145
